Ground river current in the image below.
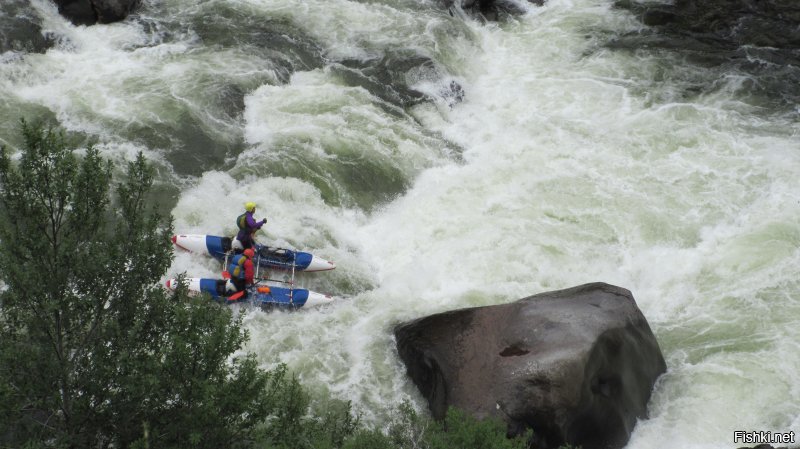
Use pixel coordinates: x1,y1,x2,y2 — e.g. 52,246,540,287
1,0,799,447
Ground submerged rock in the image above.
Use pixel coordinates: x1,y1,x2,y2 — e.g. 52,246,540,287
737,445,796,449
394,282,666,449
52,0,141,25
611,0,800,114
613,0,800,57
443,0,545,21
0,0,54,53
617,0,800,50
331,50,463,109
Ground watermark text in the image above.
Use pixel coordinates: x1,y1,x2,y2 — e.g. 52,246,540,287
734,430,796,445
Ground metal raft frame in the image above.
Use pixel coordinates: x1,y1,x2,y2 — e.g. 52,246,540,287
224,245,298,305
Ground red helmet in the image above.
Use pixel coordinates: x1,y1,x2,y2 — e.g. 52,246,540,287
243,248,255,258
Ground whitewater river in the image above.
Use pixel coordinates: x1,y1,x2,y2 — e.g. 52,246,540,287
2,0,799,447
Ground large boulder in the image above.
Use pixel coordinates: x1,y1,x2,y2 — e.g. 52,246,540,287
394,282,666,449
52,0,141,26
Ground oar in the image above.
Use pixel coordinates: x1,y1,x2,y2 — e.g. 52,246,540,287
227,290,245,301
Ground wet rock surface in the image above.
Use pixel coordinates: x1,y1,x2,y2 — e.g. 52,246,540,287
612,0,800,113
52,0,141,25
395,282,666,449
617,0,800,50
0,0,55,54
443,0,546,22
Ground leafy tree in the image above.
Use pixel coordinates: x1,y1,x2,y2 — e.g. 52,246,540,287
303,398,360,449
386,401,432,449
339,402,530,449
0,121,272,448
341,429,396,449
250,369,359,449
426,407,530,449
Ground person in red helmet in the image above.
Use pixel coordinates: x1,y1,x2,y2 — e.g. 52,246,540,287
227,248,255,292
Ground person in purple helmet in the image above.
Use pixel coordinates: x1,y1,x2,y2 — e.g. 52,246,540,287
234,201,267,251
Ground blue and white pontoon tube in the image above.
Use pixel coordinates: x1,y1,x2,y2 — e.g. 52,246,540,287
165,277,334,309
171,234,335,272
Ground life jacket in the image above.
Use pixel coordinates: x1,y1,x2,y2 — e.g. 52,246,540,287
228,254,249,280
236,212,249,231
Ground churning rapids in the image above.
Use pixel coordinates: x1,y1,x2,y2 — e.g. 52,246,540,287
1,0,799,447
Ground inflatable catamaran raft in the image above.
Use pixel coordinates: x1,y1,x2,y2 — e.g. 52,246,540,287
169,234,336,309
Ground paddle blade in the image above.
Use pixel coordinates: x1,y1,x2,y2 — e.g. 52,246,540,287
227,290,244,301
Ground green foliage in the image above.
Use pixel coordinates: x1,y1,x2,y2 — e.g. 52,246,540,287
341,429,396,449
386,400,431,449
428,407,530,449
298,397,360,449
0,121,272,448
339,401,530,449
251,371,359,449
